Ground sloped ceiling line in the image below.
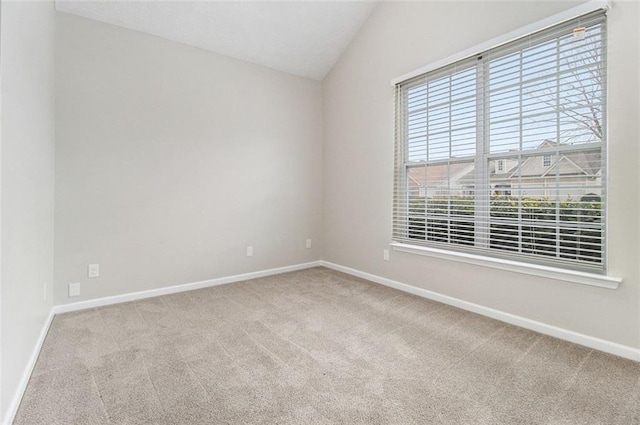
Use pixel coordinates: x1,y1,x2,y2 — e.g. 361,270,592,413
55,0,377,80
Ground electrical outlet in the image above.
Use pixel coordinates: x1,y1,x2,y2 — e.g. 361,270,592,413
306,239,312,249
43,282,47,301
68,282,80,297
383,249,390,261
88,263,100,278
246,246,254,257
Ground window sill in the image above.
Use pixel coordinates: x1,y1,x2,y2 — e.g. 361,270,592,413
390,242,621,290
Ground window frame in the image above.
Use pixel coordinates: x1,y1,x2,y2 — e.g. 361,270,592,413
392,8,612,279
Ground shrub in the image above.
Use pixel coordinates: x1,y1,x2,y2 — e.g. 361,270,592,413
407,194,602,263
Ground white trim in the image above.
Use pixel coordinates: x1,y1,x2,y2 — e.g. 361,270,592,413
320,261,639,362
2,310,55,425
390,0,612,86
390,242,621,289
53,261,322,314
3,258,637,425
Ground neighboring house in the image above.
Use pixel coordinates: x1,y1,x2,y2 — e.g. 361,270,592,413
409,140,602,200
408,162,475,198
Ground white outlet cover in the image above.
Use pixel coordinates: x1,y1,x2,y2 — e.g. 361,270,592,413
68,282,81,297
306,239,312,249
88,263,100,278
246,246,254,257
383,249,390,261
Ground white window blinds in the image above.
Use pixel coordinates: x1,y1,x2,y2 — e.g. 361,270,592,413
393,10,607,272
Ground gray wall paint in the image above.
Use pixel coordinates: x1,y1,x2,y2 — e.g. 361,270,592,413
322,1,640,348
1,0,56,419
55,12,323,304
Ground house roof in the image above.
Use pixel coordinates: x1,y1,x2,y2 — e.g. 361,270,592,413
408,162,475,188
512,142,601,179
413,140,602,189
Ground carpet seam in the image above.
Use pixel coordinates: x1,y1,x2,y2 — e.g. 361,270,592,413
477,333,544,404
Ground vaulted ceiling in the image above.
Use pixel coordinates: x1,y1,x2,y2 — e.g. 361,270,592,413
55,1,377,80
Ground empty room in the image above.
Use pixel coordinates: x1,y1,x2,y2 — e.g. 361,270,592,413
1,0,639,423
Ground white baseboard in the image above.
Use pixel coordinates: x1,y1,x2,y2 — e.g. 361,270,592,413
5,258,637,425
2,310,55,425
53,261,322,314
321,261,640,362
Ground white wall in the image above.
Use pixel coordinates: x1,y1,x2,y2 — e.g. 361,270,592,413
54,12,323,304
323,1,640,349
1,0,56,421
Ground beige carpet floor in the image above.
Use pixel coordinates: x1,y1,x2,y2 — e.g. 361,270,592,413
14,267,640,424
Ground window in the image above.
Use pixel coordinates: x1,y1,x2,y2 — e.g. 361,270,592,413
494,184,512,197
393,10,606,273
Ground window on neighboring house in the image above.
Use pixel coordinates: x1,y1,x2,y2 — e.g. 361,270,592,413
393,10,606,272
494,184,512,196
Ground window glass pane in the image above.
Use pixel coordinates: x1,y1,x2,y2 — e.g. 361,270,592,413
407,84,428,162
421,67,477,162
406,162,475,245
487,153,603,263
